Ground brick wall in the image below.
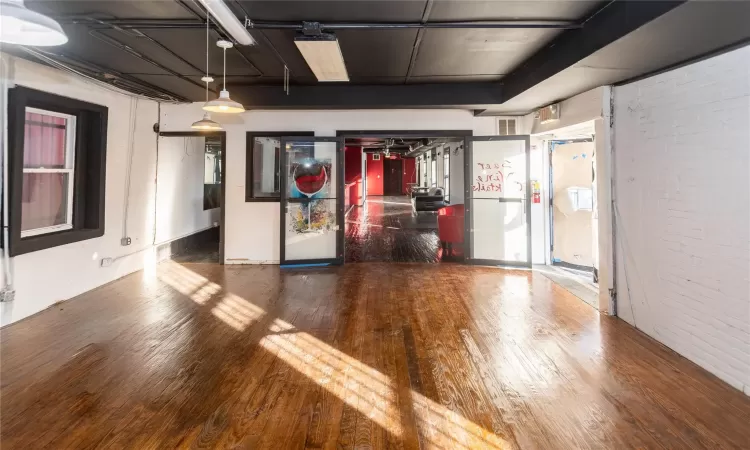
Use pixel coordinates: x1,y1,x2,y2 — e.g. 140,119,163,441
613,46,750,395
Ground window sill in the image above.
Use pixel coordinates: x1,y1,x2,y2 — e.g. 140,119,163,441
245,197,281,203
11,227,104,257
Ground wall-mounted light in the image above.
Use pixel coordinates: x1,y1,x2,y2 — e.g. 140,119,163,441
0,0,67,46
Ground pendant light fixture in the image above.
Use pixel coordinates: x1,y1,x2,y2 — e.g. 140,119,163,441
203,39,245,114
192,13,222,131
0,0,68,46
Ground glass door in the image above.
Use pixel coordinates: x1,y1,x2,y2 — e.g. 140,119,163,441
464,136,531,267
280,137,344,266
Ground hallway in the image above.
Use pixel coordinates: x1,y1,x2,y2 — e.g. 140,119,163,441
345,196,442,263
2,261,750,449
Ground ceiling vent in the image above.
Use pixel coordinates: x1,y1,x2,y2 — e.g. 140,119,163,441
498,118,517,136
539,103,561,124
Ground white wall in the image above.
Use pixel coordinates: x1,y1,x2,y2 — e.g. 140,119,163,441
613,46,750,395
160,105,499,263
155,136,220,242
0,55,213,326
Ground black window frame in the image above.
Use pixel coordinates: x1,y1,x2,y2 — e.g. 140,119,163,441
245,131,313,202
7,86,108,256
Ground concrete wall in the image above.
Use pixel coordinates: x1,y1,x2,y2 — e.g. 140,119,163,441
613,46,750,395
0,55,213,326
160,105,500,264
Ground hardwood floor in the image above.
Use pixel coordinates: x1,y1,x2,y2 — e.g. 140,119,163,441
345,196,442,263
2,261,749,449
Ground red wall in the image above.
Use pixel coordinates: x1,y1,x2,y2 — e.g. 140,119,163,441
345,146,363,206
366,153,384,196
366,154,417,196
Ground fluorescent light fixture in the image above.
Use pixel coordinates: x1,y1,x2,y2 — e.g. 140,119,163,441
294,34,349,82
197,0,255,46
0,0,67,46
191,112,223,131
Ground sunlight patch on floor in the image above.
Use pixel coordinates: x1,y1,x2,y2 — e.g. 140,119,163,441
159,261,512,448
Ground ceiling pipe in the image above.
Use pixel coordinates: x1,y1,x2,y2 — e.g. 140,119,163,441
246,20,583,30
57,17,583,30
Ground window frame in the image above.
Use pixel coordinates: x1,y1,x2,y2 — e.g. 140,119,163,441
7,86,108,256
20,107,78,237
245,131,314,202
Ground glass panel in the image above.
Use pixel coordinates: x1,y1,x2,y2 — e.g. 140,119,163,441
284,140,339,262
471,199,527,261
24,109,72,169
471,140,526,199
252,137,281,198
285,199,338,261
203,136,222,210
470,139,528,263
21,173,70,232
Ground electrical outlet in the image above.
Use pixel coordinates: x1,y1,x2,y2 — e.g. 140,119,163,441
0,288,15,302
100,257,113,267
121,237,132,246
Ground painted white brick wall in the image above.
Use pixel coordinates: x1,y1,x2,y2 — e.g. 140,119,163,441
613,46,750,395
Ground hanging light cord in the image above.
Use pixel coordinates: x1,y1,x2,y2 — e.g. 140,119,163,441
223,46,227,90
205,13,209,101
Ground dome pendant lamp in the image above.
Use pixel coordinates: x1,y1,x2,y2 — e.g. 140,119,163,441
203,39,245,114
0,0,68,46
192,13,222,131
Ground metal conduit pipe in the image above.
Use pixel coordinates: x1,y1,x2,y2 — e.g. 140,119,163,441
57,18,583,30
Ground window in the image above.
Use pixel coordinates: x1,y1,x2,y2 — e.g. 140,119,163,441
567,187,594,211
203,136,222,210
8,86,108,256
246,132,313,201
421,158,427,187
443,151,450,203
21,108,77,237
431,159,437,188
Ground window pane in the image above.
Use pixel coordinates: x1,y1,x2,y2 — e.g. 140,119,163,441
21,173,70,232
252,137,281,198
24,109,70,169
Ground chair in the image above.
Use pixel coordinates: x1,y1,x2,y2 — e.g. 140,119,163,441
437,204,464,257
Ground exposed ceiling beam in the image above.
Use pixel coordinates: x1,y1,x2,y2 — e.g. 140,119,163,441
500,0,686,102
230,83,502,109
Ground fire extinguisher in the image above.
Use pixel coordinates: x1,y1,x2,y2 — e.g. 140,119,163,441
532,180,541,204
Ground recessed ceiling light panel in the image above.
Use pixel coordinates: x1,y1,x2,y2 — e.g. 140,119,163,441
294,33,349,82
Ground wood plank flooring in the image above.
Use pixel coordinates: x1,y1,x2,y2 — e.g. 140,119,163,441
2,261,750,449
345,196,442,263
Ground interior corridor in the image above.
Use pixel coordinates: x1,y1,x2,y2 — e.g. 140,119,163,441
345,195,442,263
2,262,749,449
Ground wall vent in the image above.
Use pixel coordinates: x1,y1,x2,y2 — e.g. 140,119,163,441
539,103,561,123
498,118,517,136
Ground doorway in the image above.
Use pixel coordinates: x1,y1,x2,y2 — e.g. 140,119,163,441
383,157,403,195
338,130,470,263
156,132,226,263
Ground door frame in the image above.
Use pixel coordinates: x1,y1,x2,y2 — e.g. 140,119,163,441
463,135,532,267
383,157,403,196
548,137,595,267
159,131,226,264
279,136,345,266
